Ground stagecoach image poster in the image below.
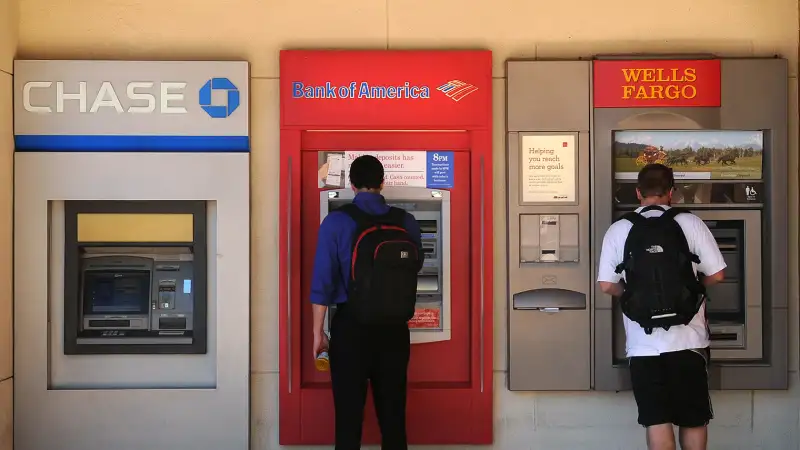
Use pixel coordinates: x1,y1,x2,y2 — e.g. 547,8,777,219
613,130,763,180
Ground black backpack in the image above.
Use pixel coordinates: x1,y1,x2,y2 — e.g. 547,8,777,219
614,205,707,334
338,203,421,325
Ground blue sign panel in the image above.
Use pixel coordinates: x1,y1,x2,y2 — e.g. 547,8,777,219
425,151,454,189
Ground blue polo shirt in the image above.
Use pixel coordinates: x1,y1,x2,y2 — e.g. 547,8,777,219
310,192,422,306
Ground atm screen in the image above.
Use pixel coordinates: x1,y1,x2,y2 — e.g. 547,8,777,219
613,130,764,181
82,270,151,315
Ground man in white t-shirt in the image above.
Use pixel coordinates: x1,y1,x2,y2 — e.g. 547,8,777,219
597,164,726,450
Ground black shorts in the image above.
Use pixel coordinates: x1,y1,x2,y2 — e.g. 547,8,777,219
629,348,713,428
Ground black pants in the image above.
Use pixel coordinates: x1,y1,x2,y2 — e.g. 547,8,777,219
629,348,713,428
329,304,411,450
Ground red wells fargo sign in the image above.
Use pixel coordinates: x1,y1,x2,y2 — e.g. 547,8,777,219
593,59,721,108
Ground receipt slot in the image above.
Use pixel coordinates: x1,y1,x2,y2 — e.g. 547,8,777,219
321,187,452,343
506,60,592,391
279,50,494,445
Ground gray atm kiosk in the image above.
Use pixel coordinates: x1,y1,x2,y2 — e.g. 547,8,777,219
505,57,788,392
593,58,788,391
320,187,452,344
505,61,592,390
64,200,207,354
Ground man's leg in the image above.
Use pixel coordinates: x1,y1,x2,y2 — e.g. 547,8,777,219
647,425,677,450
668,349,712,450
678,427,708,450
329,312,370,450
630,355,677,450
370,325,411,450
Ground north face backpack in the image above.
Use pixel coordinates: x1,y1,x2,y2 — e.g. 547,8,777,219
338,203,421,325
614,205,707,334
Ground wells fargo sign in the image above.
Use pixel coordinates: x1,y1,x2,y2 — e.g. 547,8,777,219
593,59,721,108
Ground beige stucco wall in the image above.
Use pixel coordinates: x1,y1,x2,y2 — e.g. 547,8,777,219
0,0,16,448
13,0,800,448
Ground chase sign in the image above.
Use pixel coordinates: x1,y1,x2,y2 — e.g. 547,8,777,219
14,60,250,152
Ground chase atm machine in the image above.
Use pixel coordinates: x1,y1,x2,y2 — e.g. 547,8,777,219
320,187,452,343
13,60,250,450
64,201,207,354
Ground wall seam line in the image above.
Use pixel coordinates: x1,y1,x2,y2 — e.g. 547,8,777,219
0,375,11,383
0,68,11,76
385,0,390,49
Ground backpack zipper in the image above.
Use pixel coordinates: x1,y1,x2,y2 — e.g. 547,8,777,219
351,225,408,280
374,240,418,259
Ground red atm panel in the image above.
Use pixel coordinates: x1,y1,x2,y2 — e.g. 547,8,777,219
279,50,493,446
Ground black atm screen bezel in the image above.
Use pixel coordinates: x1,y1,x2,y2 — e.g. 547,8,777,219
63,200,208,355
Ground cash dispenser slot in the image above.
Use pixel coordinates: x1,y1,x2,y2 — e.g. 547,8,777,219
513,288,586,312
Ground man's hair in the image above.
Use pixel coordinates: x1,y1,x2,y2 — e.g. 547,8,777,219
637,163,674,197
349,155,384,190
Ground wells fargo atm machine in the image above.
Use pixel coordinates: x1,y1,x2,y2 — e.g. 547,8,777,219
13,60,251,450
506,57,788,392
279,50,494,445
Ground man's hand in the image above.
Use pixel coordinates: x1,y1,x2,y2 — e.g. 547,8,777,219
599,281,625,298
313,331,329,360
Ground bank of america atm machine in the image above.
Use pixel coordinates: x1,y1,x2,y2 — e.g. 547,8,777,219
320,187,452,343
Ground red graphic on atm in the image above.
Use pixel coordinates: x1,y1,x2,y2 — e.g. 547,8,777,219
593,59,721,108
408,308,441,329
291,80,478,101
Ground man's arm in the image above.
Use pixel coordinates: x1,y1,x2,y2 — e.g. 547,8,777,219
691,217,727,288
309,216,341,337
597,224,626,297
599,280,625,298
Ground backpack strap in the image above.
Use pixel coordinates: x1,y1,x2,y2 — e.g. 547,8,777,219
381,207,408,228
337,203,407,230
615,212,646,274
659,206,687,221
337,203,372,231
655,207,701,265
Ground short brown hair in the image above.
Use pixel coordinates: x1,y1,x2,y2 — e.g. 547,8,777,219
637,164,674,197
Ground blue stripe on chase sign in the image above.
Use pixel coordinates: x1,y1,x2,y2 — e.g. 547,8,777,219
14,135,250,152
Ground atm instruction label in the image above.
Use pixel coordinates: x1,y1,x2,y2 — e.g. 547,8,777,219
341,150,454,189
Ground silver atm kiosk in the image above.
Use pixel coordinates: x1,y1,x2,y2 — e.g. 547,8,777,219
593,58,789,391
320,187,452,344
505,60,593,391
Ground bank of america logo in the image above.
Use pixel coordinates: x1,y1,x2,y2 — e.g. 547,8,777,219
437,80,478,102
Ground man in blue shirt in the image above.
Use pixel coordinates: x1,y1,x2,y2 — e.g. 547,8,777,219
311,155,422,450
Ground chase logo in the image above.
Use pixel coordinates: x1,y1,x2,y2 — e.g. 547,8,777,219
436,80,479,102
199,78,240,118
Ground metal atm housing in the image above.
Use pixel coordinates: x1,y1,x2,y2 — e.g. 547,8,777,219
505,60,592,391
593,58,788,391
319,186,452,344
505,57,788,392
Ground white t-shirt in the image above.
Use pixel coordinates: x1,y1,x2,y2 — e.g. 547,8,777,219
597,205,727,357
